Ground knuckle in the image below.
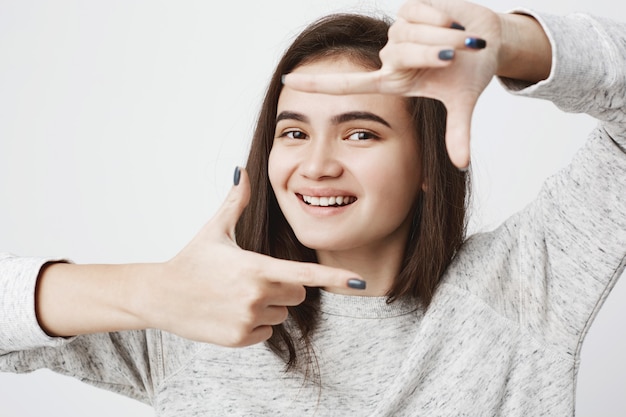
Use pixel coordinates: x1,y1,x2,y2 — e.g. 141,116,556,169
240,302,263,327
409,25,426,42
240,308,255,326
229,319,262,347
242,283,271,309
238,259,264,280
295,263,315,285
397,2,414,18
389,21,420,43
387,22,402,39
308,77,321,91
242,284,263,303
229,330,250,347
404,3,421,20
379,46,390,61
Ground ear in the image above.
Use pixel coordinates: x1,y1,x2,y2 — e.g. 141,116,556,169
421,179,429,192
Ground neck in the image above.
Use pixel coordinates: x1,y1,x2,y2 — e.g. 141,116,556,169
317,239,407,297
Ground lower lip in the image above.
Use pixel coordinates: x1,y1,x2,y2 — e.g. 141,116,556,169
296,195,354,216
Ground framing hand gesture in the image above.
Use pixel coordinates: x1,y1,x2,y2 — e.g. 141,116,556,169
283,0,502,169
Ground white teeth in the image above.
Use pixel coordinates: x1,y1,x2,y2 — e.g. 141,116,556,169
301,194,355,207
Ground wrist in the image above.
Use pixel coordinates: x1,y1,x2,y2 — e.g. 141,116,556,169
496,12,552,84
36,262,153,337
120,262,165,332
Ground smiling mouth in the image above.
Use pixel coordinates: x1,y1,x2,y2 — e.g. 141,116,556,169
299,194,357,207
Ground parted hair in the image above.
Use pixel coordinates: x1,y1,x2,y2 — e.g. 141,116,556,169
235,13,468,372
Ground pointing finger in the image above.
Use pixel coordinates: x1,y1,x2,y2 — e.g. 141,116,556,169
256,253,366,290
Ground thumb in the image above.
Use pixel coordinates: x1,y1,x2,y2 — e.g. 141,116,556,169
283,70,382,95
443,96,476,169
212,166,251,238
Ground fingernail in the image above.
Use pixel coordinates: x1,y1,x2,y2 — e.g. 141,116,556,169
280,74,287,85
465,37,487,49
233,166,241,186
450,22,465,31
347,278,366,290
438,49,455,61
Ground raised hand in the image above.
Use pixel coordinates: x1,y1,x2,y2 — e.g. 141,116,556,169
283,0,502,169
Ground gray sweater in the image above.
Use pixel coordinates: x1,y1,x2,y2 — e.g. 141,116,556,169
1,10,625,417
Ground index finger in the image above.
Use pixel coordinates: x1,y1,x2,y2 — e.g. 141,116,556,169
282,70,383,95
255,252,366,290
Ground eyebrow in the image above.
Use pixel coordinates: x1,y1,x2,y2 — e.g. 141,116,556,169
276,111,391,128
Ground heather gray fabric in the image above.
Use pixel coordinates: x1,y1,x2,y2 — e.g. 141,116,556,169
2,10,625,416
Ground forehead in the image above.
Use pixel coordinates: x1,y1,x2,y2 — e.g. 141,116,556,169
277,56,411,125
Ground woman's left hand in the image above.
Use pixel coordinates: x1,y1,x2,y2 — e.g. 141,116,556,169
283,0,502,169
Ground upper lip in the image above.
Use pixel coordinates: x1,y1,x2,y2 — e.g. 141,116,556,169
295,188,356,198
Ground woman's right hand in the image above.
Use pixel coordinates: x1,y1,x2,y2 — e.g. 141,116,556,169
139,167,363,347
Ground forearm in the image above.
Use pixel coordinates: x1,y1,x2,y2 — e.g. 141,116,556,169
496,12,552,85
2,258,156,398
36,262,154,337
499,11,626,142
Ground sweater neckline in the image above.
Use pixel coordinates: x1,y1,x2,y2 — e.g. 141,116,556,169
319,289,420,319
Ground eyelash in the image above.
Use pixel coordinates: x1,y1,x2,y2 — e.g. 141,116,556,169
279,129,380,141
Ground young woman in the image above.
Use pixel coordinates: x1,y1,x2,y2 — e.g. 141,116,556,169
1,0,625,415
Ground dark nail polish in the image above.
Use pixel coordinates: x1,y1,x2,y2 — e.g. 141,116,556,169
233,166,241,186
347,279,367,290
438,49,455,61
450,22,465,31
465,37,487,49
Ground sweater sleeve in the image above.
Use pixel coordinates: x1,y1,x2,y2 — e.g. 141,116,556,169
0,253,67,350
500,10,626,144
0,253,160,404
499,12,626,356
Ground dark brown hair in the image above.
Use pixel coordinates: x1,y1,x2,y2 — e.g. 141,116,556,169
235,13,468,372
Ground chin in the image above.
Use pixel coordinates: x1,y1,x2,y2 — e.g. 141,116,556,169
295,233,356,252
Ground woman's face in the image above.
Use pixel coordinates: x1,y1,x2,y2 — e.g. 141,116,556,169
268,56,425,255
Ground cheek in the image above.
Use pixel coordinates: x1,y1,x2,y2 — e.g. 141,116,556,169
367,149,422,213
267,149,280,193
371,168,420,212
267,147,292,194
267,150,278,190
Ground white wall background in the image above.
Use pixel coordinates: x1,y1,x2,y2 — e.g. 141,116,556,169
0,0,624,415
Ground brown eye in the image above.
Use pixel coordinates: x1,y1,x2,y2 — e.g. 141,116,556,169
346,131,378,141
284,130,308,140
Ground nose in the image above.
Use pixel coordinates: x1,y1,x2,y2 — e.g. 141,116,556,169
299,138,343,180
